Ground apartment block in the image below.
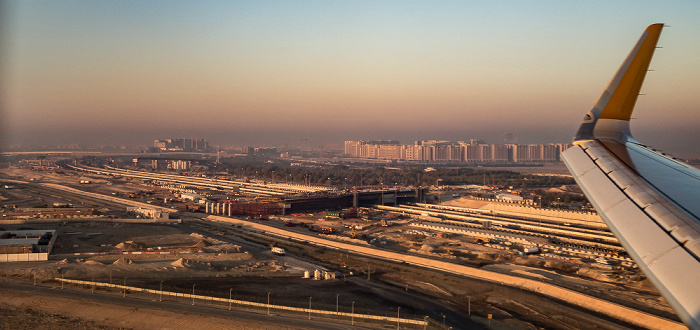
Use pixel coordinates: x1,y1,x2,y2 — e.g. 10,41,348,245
344,140,570,163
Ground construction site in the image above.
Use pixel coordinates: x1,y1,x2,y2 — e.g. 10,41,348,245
0,163,686,329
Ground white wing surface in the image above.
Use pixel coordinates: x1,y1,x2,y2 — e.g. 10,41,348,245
561,24,700,329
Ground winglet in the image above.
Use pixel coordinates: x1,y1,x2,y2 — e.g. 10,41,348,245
574,24,664,143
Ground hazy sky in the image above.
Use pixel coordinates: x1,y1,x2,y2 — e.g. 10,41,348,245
2,1,699,155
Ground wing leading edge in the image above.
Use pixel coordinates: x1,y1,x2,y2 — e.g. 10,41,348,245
561,24,700,329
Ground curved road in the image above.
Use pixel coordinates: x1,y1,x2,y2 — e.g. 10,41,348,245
205,214,684,329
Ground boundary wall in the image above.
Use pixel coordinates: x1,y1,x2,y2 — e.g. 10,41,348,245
0,252,48,262
0,218,181,225
55,278,427,326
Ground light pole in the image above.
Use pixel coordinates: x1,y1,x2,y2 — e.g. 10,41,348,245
397,307,401,330
160,281,164,302
267,292,271,315
192,284,196,305
442,314,446,326
467,296,471,315
352,301,355,325
308,297,313,320
123,277,127,297
537,196,542,225
229,288,233,310
336,294,339,313
381,182,384,206
344,178,347,190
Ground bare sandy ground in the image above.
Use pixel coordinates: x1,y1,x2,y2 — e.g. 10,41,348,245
0,287,306,330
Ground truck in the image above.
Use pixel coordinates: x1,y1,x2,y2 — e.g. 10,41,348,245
523,246,539,254
271,247,286,256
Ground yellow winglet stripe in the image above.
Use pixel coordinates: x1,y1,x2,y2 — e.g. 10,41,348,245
599,24,663,121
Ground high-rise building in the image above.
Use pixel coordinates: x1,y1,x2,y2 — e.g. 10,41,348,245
345,140,570,163
153,138,210,152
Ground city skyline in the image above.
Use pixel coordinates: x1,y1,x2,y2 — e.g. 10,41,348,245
2,1,699,156
344,139,571,163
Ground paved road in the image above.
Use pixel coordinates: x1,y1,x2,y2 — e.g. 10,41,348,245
345,277,481,329
0,281,366,330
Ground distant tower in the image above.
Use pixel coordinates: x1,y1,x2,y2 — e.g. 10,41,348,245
503,133,517,144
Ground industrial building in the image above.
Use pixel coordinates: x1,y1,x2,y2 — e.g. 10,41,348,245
0,230,57,262
126,207,170,220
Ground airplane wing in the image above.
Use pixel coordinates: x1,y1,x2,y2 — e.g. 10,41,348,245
561,24,700,329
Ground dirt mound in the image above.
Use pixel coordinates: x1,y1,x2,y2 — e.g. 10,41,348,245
215,244,242,254
268,261,285,271
192,239,212,248
189,233,205,239
171,258,213,270
419,244,434,253
84,260,103,265
242,261,285,272
115,240,143,251
113,257,133,265
477,252,496,260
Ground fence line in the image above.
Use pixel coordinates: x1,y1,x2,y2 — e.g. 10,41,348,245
55,278,428,326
